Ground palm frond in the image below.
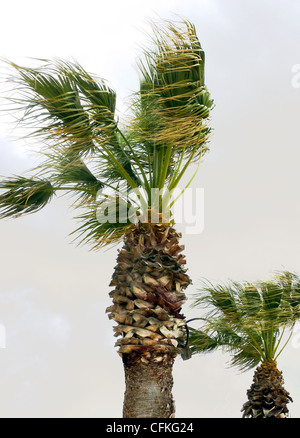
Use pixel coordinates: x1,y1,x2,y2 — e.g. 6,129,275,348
189,322,262,371
7,59,117,156
241,283,262,316
71,194,138,249
230,343,262,371
60,61,117,115
188,327,219,354
73,217,132,250
5,59,144,191
95,132,142,187
274,270,300,312
0,176,54,217
40,151,104,204
129,18,214,164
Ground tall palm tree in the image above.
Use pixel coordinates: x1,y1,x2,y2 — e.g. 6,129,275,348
189,271,300,418
0,19,213,417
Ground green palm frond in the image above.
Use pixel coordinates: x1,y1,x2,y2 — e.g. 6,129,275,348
189,272,300,371
71,195,137,249
125,18,214,198
188,328,219,354
0,176,54,217
230,342,263,371
73,217,133,250
130,19,213,164
41,151,104,203
95,132,142,187
277,271,300,310
7,59,117,156
6,59,143,185
189,318,263,371
61,61,117,116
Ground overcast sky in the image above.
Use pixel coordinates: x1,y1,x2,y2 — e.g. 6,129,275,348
1,0,300,418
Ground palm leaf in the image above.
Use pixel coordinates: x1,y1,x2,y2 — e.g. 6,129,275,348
0,176,54,217
72,195,136,249
42,151,104,203
130,19,214,163
6,60,143,190
188,327,219,354
7,60,117,156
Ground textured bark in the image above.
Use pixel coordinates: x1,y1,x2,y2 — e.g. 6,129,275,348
241,361,293,418
123,353,175,418
106,222,191,417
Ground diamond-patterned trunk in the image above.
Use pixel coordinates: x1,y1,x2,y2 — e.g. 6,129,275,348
241,361,293,418
106,223,191,417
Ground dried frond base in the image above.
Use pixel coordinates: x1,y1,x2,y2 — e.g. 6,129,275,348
106,222,191,362
241,361,293,418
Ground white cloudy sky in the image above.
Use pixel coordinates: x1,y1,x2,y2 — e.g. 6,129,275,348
1,0,300,418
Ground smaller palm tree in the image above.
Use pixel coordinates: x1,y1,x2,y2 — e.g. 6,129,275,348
188,271,300,418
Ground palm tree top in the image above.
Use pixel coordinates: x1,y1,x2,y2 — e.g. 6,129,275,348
0,18,213,249
189,271,300,371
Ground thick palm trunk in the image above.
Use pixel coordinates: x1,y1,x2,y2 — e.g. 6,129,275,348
241,360,293,418
106,223,191,418
122,354,175,418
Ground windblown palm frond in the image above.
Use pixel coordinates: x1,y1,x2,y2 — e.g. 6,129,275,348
71,192,139,249
129,19,213,182
8,60,116,155
0,176,54,217
36,150,104,203
189,271,300,371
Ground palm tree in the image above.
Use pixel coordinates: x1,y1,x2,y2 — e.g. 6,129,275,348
189,271,300,418
0,19,213,417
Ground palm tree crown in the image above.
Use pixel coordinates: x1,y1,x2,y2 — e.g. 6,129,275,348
189,271,300,370
0,19,213,249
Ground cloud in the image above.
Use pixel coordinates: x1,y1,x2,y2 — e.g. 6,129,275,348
0,288,71,349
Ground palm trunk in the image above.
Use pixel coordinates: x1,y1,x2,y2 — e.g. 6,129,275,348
241,360,293,418
122,353,175,418
106,223,191,418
